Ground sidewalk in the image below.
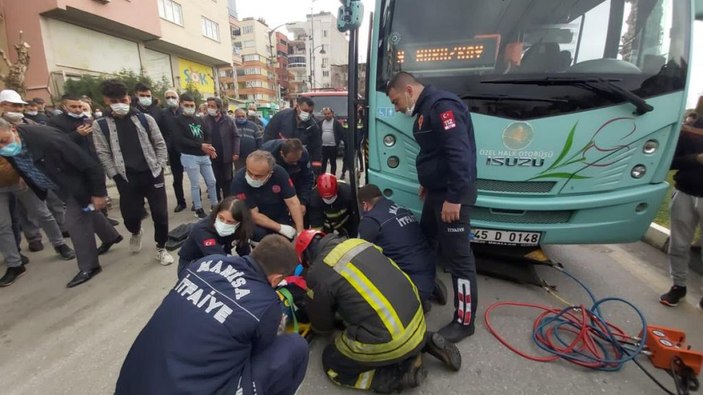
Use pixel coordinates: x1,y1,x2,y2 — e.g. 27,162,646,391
643,223,703,274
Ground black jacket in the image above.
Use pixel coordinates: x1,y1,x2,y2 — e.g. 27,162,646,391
174,115,211,156
671,131,703,197
9,124,106,206
158,107,182,151
264,108,322,167
412,85,477,204
178,219,251,266
47,112,96,157
317,117,345,146
133,103,163,125
237,119,263,159
25,112,50,125
203,114,240,163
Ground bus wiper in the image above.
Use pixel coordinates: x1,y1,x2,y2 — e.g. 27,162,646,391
460,93,568,103
481,77,654,115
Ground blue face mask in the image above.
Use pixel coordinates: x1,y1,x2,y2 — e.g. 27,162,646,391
0,139,21,157
235,118,247,125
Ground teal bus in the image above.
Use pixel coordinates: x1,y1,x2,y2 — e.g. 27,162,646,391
366,0,701,246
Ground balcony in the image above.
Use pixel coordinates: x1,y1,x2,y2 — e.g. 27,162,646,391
288,63,307,69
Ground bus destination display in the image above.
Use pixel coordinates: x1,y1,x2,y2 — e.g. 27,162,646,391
397,36,499,70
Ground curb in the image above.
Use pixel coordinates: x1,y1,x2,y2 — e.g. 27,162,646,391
643,223,703,275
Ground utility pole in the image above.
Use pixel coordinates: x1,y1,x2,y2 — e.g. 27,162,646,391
309,5,315,90
337,0,364,214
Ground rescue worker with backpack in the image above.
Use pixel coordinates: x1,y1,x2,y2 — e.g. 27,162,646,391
296,229,462,393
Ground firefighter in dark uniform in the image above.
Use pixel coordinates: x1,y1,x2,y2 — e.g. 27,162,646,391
261,138,315,214
357,184,446,311
230,150,304,242
386,71,478,343
296,230,461,393
177,196,255,277
263,96,322,173
116,235,309,395
308,173,357,237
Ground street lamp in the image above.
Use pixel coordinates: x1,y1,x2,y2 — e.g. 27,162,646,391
309,44,326,90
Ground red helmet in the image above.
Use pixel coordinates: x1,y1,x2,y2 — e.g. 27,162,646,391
295,229,325,265
317,173,338,199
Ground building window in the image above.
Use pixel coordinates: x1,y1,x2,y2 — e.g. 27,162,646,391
321,58,328,68
243,54,260,62
202,17,220,41
322,71,330,77
231,27,241,37
232,43,242,54
242,25,254,34
243,40,255,48
244,67,261,75
323,30,328,37
158,0,183,25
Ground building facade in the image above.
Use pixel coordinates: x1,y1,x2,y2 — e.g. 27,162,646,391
219,12,243,104
0,0,231,101
288,12,348,91
232,18,275,105
274,32,291,103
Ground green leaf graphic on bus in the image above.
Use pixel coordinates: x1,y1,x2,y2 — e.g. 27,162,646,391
529,117,636,181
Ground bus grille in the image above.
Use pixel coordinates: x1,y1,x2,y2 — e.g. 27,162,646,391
473,208,573,224
477,179,556,194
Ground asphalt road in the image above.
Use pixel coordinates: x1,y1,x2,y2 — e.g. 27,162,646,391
1,172,702,395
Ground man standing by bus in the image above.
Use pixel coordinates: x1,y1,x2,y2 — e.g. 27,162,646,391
263,96,322,173
386,72,478,343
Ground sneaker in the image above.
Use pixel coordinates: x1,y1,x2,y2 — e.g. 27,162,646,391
129,229,143,253
194,208,207,219
28,240,44,252
660,285,687,307
0,266,26,287
55,244,76,260
425,332,462,371
156,248,174,266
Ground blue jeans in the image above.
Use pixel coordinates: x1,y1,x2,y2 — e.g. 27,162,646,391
180,154,217,210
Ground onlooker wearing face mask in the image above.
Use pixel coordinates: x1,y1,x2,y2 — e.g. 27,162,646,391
24,100,49,125
48,94,96,155
247,103,265,130
132,83,162,124
173,93,218,219
202,97,240,201
176,196,254,277
31,97,53,119
1,89,72,256
158,89,187,212
231,150,304,242
263,96,323,174
234,108,263,171
92,79,174,267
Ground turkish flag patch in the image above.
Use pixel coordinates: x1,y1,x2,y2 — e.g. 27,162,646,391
440,110,457,131
203,238,217,247
272,185,281,193
236,193,246,200
288,178,294,187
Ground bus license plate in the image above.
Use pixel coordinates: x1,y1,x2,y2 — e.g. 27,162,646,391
471,228,541,246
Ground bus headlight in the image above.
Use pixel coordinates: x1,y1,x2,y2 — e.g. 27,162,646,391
631,165,647,179
387,156,400,168
383,134,396,147
643,140,659,155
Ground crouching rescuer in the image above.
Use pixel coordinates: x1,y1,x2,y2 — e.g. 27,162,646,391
296,230,462,393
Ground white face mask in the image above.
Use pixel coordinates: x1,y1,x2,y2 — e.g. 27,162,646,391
298,110,311,122
245,173,268,188
25,111,38,116
82,112,92,118
4,112,24,122
138,97,152,107
215,218,239,237
94,111,103,118
182,107,196,116
110,103,130,116
166,98,179,108
68,112,83,119
207,108,218,117
404,93,415,117
322,195,338,205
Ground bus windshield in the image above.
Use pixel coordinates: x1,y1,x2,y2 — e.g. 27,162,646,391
304,94,349,118
377,0,690,119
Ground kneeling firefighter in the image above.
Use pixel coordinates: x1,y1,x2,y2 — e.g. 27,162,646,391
296,230,462,393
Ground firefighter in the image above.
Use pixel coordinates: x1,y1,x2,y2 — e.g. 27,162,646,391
386,71,478,343
308,173,357,237
296,230,461,393
261,138,315,214
116,235,308,395
357,184,446,311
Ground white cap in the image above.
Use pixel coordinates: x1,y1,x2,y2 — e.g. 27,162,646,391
0,89,27,104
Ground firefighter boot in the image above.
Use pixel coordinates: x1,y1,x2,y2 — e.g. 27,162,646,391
431,278,448,306
425,332,462,371
438,276,475,343
372,354,426,393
